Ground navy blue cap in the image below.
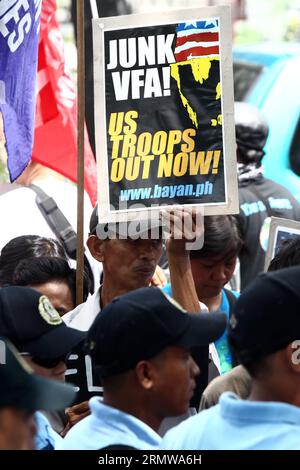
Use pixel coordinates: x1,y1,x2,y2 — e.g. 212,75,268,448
229,266,300,363
0,286,85,359
86,287,226,377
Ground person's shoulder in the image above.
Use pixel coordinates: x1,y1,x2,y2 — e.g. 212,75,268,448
62,302,85,326
38,180,92,207
38,179,76,193
0,185,54,248
238,185,258,206
223,288,239,299
35,411,63,450
63,289,101,330
0,185,35,203
58,414,95,450
161,408,215,449
200,366,251,410
261,177,299,199
38,179,94,231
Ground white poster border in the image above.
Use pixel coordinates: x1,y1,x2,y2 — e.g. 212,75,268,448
264,216,300,271
93,6,238,223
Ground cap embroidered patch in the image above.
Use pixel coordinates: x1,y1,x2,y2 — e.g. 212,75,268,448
38,295,62,325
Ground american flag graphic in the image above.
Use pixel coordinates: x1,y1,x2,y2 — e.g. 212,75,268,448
174,20,219,63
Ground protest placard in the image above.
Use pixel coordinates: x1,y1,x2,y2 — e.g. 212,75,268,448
264,217,300,271
93,6,238,222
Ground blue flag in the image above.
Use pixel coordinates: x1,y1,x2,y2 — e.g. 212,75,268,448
0,0,41,181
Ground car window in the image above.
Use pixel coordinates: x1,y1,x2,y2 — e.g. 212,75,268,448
289,115,300,177
233,62,263,100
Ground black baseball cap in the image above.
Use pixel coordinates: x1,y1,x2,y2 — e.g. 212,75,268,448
229,266,300,364
86,287,226,377
0,286,85,359
89,204,165,238
0,338,76,411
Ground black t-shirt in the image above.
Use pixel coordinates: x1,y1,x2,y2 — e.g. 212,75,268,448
236,176,300,290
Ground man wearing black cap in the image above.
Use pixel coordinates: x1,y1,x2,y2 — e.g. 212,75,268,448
234,102,300,289
0,286,86,449
162,266,300,450
60,287,226,450
64,206,202,330
0,286,85,378
63,206,167,331
0,338,75,450
63,207,207,410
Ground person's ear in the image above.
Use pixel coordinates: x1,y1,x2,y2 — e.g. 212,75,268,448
285,341,300,373
86,235,105,262
135,361,156,390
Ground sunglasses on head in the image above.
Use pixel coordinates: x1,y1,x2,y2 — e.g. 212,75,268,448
20,352,70,369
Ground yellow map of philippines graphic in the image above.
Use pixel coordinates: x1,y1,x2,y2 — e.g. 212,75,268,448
170,57,222,129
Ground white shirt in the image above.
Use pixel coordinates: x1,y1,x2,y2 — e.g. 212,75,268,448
63,288,101,331
0,180,101,284
63,288,209,333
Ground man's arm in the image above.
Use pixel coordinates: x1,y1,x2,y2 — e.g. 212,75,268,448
163,207,203,313
163,208,208,408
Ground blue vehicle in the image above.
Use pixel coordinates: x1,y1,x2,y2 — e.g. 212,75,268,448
233,43,300,201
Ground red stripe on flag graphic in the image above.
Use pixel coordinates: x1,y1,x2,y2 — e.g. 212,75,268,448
176,32,219,47
175,45,219,62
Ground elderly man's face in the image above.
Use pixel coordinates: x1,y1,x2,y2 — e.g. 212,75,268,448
101,236,163,291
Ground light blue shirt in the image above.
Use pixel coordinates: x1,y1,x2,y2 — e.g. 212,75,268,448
35,411,63,450
58,397,162,450
161,392,300,450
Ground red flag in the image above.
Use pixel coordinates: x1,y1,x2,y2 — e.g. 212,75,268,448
32,0,97,205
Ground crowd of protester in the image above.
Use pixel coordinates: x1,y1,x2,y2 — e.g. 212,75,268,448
1,102,300,451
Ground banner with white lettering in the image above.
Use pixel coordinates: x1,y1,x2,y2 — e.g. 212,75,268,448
93,7,238,222
0,0,41,180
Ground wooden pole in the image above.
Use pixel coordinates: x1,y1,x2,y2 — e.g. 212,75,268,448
76,0,85,306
